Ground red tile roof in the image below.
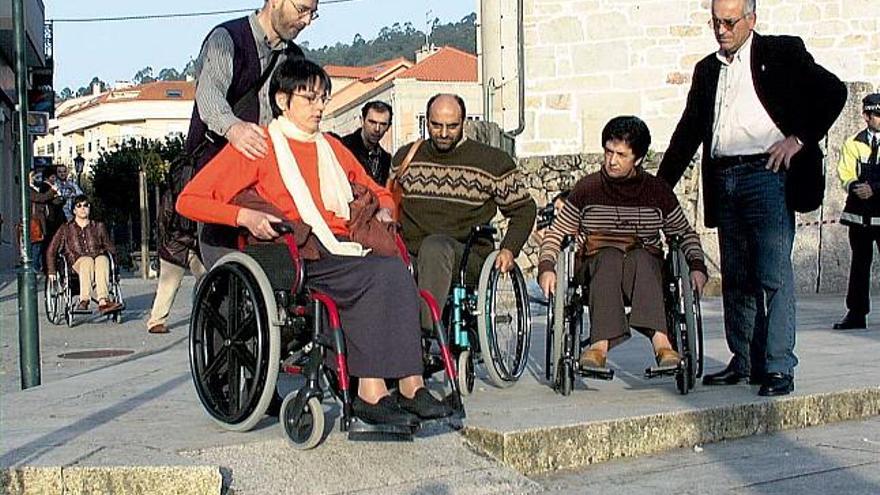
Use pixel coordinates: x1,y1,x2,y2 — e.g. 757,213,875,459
325,57,412,81
397,46,477,82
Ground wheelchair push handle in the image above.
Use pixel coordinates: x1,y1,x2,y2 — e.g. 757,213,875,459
269,221,298,235
536,203,556,230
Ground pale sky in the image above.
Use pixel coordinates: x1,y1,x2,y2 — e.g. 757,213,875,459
46,0,477,91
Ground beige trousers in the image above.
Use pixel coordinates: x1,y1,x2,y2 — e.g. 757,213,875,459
147,251,206,329
73,255,111,302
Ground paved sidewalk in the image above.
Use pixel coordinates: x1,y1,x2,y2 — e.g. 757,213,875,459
1,271,878,494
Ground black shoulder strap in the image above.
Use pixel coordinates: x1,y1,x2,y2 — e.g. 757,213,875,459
231,48,282,115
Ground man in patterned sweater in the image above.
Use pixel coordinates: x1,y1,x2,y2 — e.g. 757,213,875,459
393,94,536,323
538,116,707,370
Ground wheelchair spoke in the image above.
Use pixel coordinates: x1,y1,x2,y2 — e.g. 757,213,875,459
199,301,229,340
230,344,258,377
201,347,230,381
229,311,257,342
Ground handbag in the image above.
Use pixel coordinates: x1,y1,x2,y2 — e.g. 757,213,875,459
385,139,423,220
347,182,400,257
584,233,640,257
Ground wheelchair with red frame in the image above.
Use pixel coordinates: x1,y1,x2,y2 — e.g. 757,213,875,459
188,222,464,449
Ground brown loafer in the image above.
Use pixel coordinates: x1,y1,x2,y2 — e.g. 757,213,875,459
655,348,681,368
98,301,122,314
77,300,90,311
148,324,169,334
578,348,607,369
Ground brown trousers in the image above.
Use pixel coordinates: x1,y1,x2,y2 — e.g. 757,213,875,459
587,247,666,349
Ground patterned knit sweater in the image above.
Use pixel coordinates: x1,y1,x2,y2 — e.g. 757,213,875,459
392,138,537,256
538,168,706,275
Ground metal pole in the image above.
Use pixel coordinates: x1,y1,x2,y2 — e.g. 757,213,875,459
139,167,149,279
13,0,41,389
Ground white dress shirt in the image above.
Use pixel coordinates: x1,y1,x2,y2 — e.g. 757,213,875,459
711,33,786,158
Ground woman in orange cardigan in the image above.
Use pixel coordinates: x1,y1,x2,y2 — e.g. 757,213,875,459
177,58,451,427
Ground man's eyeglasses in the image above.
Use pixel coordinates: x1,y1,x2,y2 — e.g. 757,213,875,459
287,0,319,21
75,203,90,209
708,14,749,31
293,92,331,106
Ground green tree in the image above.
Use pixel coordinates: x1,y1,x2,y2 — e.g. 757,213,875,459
133,66,156,85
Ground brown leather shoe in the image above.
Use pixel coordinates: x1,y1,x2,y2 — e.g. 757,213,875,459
98,300,122,314
578,348,607,369
77,300,90,311
148,324,169,334
655,348,681,368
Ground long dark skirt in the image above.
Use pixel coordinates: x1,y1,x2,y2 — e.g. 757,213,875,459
305,250,424,379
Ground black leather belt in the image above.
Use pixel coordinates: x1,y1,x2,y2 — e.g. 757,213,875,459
713,153,770,169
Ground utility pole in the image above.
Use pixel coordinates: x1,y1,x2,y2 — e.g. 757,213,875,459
138,165,150,279
13,0,41,389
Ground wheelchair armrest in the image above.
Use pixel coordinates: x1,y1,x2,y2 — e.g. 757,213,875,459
536,203,556,230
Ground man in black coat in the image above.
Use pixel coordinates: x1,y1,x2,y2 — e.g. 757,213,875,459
658,0,846,396
339,101,393,185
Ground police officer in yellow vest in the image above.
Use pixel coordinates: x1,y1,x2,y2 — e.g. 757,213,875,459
834,93,880,330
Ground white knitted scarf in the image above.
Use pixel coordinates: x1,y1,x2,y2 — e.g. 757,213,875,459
268,116,368,257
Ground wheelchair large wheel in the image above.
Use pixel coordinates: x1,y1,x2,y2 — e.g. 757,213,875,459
550,255,569,390
190,254,281,431
669,250,700,395
476,251,532,388
280,394,324,450
44,276,65,325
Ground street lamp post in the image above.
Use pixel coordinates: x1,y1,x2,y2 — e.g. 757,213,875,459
73,153,85,184
13,0,41,389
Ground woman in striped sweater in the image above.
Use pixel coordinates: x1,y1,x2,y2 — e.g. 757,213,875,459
538,116,708,371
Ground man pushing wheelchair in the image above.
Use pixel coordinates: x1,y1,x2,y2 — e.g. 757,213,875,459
538,116,707,376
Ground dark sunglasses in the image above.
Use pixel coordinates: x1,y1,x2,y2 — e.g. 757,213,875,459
75,203,91,208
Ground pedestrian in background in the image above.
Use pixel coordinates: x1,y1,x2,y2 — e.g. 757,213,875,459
833,93,880,331
339,101,394,185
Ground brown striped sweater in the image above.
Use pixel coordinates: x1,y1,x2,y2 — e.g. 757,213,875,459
538,168,706,275
393,138,537,257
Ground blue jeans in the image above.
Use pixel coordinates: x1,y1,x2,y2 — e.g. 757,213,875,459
714,160,797,376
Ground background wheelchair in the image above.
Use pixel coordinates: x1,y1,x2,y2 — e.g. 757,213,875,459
44,253,125,327
538,206,704,396
189,223,464,450
439,225,532,395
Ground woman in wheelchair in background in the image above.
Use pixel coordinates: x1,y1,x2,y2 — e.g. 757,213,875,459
46,194,122,314
176,58,451,428
538,116,708,372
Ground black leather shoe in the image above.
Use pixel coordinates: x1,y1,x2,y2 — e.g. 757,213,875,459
702,365,750,385
758,373,794,396
833,313,866,330
394,389,453,420
352,396,419,427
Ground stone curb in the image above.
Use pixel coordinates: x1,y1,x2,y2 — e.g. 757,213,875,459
461,387,880,475
1,465,222,495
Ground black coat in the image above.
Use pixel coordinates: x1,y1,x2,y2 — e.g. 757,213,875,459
658,33,847,228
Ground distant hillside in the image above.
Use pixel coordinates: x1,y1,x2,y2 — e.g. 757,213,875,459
302,13,476,66
56,13,476,104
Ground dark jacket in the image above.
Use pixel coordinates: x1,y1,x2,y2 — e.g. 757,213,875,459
340,129,392,185
29,184,58,242
46,220,117,275
658,33,847,227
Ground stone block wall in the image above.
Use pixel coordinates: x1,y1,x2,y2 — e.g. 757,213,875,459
519,0,880,157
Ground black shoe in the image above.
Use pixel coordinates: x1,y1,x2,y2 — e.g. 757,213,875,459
352,396,419,427
702,364,750,385
758,373,794,396
833,313,866,330
394,388,453,420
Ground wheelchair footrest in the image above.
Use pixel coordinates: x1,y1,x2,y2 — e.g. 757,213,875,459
347,418,415,441
578,366,614,381
72,308,92,315
644,364,682,378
